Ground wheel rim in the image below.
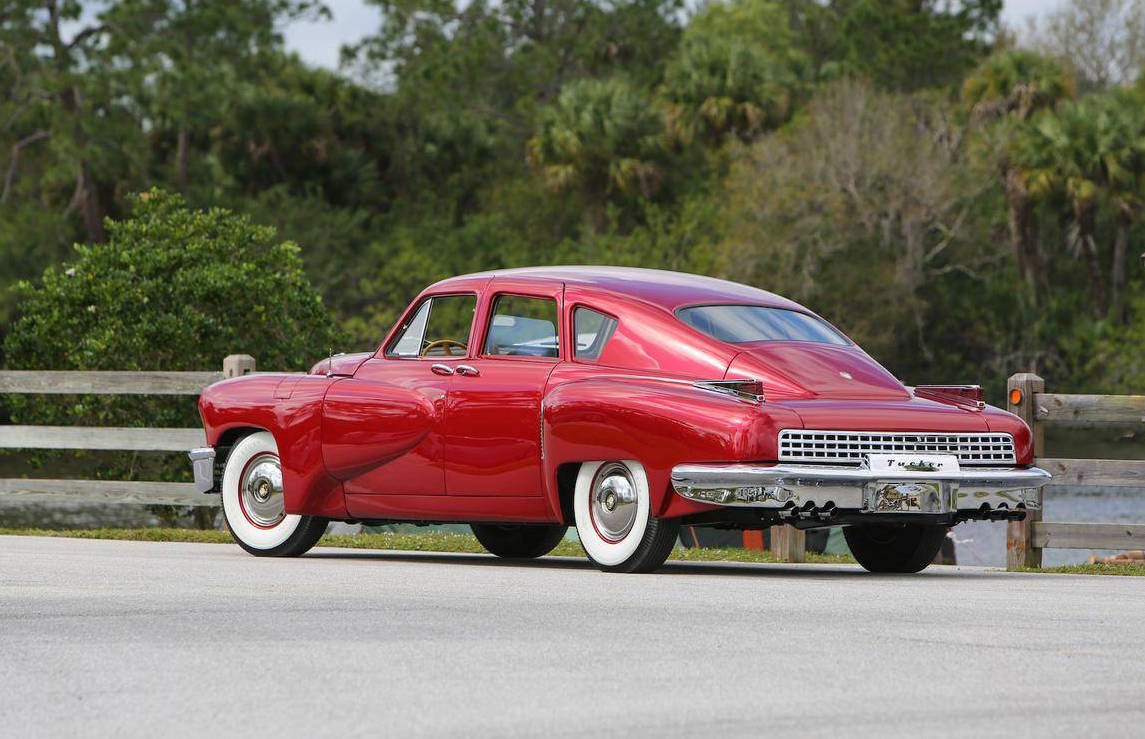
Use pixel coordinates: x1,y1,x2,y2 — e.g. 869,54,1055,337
590,462,639,542
239,453,286,529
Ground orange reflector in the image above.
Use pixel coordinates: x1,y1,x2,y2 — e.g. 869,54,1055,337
1009,388,1023,406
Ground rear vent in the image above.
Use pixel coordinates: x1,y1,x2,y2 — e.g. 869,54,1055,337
778,430,1016,466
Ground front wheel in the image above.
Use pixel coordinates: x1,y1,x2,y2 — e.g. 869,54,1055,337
220,431,327,557
470,524,568,559
573,461,680,573
843,523,947,573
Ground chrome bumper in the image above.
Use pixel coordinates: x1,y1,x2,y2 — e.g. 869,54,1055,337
189,447,216,494
670,463,1050,514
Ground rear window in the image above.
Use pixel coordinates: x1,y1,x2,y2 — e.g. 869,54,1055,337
677,305,848,345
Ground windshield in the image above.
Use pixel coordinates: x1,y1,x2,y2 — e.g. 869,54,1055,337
677,305,849,345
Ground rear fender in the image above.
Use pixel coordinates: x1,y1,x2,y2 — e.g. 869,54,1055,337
542,377,802,521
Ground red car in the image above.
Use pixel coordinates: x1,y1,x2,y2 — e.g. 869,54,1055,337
190,267,1049,573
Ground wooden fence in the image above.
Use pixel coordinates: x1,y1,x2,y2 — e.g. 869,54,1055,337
0,355,254,507
3,361,1142,568
1005,373,1145,569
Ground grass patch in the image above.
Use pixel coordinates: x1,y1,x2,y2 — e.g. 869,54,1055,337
1018,562,1145,576
0,526,854,564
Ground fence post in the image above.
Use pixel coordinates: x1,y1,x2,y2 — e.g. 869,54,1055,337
1006,372,1044,570
223,354,256,378
771,524,805,563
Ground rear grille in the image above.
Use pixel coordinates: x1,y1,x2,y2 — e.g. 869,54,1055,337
778,429,1016,466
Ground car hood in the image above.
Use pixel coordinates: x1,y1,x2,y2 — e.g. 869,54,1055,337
726,342,909,401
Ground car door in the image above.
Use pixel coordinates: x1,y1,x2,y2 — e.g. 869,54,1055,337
443,282,563,496
322,292,479,495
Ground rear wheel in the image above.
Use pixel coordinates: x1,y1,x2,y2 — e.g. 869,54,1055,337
573,461,680,573
843,523,947,573
221,432,327,557
470,524,568,559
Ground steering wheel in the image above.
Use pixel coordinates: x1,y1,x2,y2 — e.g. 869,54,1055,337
421,338,467,357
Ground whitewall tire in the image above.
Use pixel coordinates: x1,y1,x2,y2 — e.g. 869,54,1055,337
221,431,327,557
573,461,680,573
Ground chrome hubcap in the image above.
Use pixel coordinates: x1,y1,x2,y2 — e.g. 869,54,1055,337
240,454,285,527
591,463,638,541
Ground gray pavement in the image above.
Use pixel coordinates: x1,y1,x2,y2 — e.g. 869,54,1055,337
2,535,1144,738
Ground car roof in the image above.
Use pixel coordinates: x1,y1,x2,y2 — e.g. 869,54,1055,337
428,266,806,313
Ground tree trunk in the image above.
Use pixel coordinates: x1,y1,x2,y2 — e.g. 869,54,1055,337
1004,168,1037,301
78,159,106,243
46,3,106,243
1076,204,1107,319
1110,214,1129,320
176,123,190,194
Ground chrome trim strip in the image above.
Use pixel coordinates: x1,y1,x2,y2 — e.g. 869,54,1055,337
670,462,1050,513
694,379,765,404
189,447,216,494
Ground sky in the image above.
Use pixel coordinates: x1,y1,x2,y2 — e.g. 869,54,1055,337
283,0,1068,70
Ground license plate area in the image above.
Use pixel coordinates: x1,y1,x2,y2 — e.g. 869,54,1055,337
863,454,959,513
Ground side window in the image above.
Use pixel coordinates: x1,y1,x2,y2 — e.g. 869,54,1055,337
387,294,477,357
388,300,430,357
573,307,618,361
482,295,559,359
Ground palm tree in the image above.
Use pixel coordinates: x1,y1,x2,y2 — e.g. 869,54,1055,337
658,0,808,147
962,51,1075,301
660,37,802,145
1097,88,1145,315
526,78,665,225
1017,100,1109,318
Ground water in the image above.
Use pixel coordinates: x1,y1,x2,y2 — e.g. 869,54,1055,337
954,486,1145,567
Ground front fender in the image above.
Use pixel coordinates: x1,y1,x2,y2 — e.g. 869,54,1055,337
542,376,802,521
198,373,347,518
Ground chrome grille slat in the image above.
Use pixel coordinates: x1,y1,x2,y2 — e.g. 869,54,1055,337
778,430,1016,466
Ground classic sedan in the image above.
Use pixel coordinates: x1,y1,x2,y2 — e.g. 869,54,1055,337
190,267,1050,573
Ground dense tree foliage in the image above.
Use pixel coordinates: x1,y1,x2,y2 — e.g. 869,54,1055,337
2,0,1144,403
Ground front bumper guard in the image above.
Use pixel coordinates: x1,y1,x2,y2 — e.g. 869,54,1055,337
670,463,1051,515
189,447,216,494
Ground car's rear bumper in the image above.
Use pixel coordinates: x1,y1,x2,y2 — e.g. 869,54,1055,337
189,447,216,494
670,463,1050,515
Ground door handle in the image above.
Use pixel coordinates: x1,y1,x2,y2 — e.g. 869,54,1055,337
431,363,455,376
455,364,480,377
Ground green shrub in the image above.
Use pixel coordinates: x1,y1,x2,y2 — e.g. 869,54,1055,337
4,188,340,429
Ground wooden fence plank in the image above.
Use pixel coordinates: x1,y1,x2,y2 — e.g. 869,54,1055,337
1031,522,1145,551
1036,393,1145,427
0,370,224,395
770,524,805,563
0,426,205,451
1038,458,1145,488
0,479,212,507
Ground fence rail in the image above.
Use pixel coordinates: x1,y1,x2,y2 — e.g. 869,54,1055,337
0,370,224,395
1006,373,1145,569
1034,393,1145,426
0,355,254,508
2,360,1140,566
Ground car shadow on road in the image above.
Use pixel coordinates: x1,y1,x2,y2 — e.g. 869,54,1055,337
303,549,1001,579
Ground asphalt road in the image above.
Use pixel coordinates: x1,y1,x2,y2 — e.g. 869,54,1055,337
2,536,1144,738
